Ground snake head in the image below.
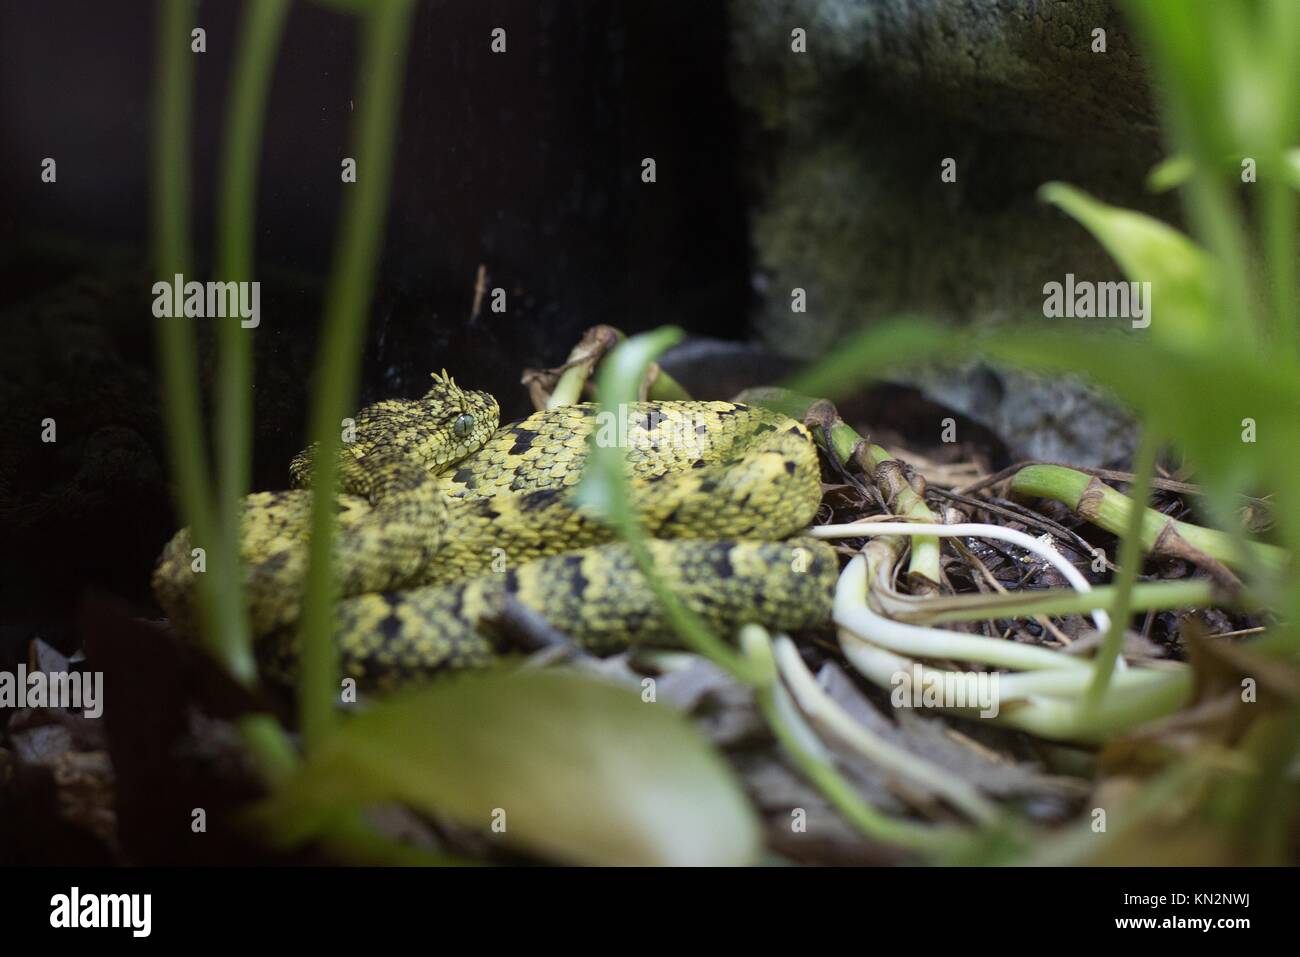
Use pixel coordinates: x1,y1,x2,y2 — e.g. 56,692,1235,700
426,370,499,464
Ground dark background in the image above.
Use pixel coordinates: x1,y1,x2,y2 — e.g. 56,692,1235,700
0,0,751,642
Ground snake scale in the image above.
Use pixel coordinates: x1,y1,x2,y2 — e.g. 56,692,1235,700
152,372,839,688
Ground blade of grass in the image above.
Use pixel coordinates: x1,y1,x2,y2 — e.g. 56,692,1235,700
576,327,765,684
213,0,291,597
152,0,262,681
203,0,294,694
1084,428,1157,711
211,0,298,775
884,578,1219,626
298,0,417,749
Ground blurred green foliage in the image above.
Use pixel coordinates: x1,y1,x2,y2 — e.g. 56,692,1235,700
789,0,1300,862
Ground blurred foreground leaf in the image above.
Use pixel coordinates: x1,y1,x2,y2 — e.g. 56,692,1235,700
1039,182,1219,346
254,668,762,865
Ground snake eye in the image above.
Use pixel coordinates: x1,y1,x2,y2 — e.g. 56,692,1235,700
453,413,475,437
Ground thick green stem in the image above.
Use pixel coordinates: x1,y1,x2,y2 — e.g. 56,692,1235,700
547,363,591,408
738,388,942,586
860,444,942,588
647,366,691,400
298,0,417,750
544,325,692,409
1011,463,1287,572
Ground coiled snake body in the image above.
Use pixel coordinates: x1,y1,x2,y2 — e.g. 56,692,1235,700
152,373,838,688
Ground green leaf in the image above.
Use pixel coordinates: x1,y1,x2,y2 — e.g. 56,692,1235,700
1286,148,1300,191
1039,182,1218,346
573,325,683,525
573,327,763,681
254,668,762,866
1146,154,1194,193
785,314,959,398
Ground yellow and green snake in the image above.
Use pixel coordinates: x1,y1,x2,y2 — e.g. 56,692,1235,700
152,372,839,688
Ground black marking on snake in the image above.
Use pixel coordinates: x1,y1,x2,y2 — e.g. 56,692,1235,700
439,585,464,632
379,613,404,641
378,594,405,639
507,427,540,456
519,486,562,512
452,466,476,486
784,460,797,476
260,549,290,575
708,549,735,580
562,553,590,595
617,608,654,643
692,458,706,469
637,409,668,431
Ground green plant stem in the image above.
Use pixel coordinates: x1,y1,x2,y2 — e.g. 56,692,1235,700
545,328,692,409
1010,463,1286,572
547,363,591,407
298,0,417,750
860,444,942,588
209,0,292,695
152,0,260,680
772,634,999,823
648,366,691,400
1263,169,1298,358
237,714,299,786
214,0,289,498
845,535,1193,743
738,388,941,586
886,578,1220,625
739,627,957,854
1085,429,1157,711
584,328,764,684
585,338,958,848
